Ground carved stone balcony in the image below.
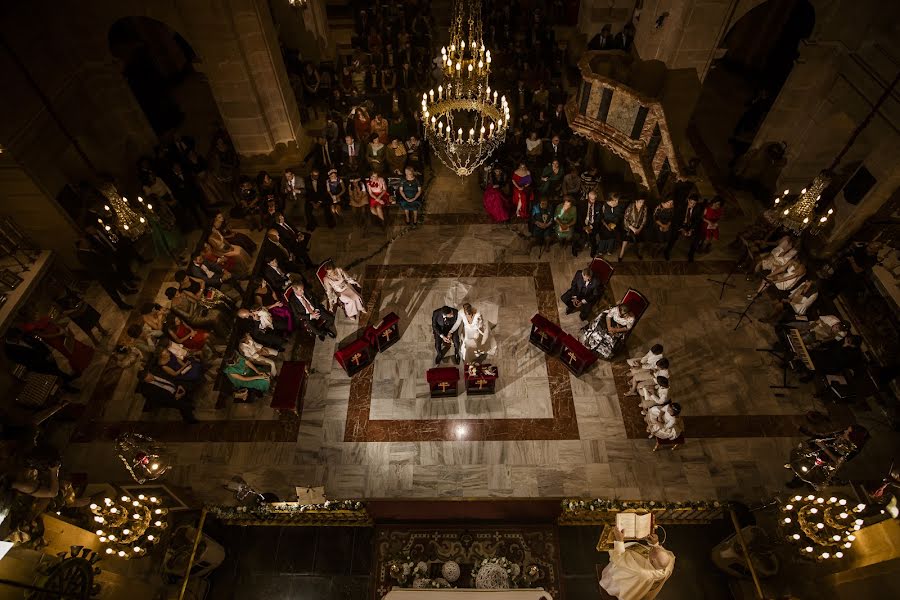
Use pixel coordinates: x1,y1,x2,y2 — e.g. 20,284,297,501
566,51,696,195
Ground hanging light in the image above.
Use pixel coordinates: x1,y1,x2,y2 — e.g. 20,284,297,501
116,433,171,484
421,0,508,176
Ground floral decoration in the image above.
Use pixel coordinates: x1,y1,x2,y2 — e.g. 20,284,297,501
472,556,521,588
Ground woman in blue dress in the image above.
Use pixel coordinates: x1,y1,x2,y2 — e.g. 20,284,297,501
397,166,423,226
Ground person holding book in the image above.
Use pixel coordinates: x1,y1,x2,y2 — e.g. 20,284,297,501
600,525,676,600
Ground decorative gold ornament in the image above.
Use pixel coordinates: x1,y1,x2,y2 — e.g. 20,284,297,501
779,494,864,561
771,171,833,234
90,494,167,559
98,183,148,240
421,0,508,176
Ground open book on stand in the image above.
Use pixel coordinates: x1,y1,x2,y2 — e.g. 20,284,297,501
616,512,654,539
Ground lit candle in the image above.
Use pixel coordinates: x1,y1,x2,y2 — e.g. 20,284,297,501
486,86,491,100
467,64,473,77
450,44,455,52
478,60,483,70
422,92,427,102
429,89,434,101
457,128,462,141
441,46,446,56
438,85,443,99
431,116,436,126
461,40,465,49
469,128,474,142
489,123,494,136
456,62,461,72
493,91,498,105
479,126,485,140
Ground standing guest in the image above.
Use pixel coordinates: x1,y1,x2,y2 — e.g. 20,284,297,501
322,262,366,319
142,171,192,232
698,195,725,253
596,192,624,256
554,195,578,245
646,401,683,440
561,266,603,321
525,131,543,167
550,103,568,137
305,168,335,230
325,169,346,220
184,147,230,210
208,134,240,204
143,192,186,262
648,197,674,258
366,134,387,174
281,168,304,217
543,135,566,167
286,281,337,340
138,372,198,423
164,162,207,227
619,196,648,261
367,171,390,228
371,113,390,145
353,106,372,142
580,166,602,202
341,135,362,177
561,166,582,201
348,177,370,228
432,306,462,365
302,63,322,118
54,288,109,346
397,166,423,226
665,193,703,261
573,190,600,258
539,159,564,201
483,166,511,223
582,303,634,359
385,139,407,176
323,114,341,147
628,344,665,370
257,171,281,212
303,137,336,171
511,162,534,220
233,177,262,231
530,197,555,252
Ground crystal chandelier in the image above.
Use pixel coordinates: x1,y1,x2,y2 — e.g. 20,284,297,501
421,0,509,176
771,171,833,234
90,494,168,559
97,183,148,240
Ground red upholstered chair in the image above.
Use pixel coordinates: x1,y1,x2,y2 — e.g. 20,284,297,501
529,313,564,354
589,257,614,287
315,259,335,310
427,367,460,397
271,361,308,414
558,333,597,376
619,288,650,343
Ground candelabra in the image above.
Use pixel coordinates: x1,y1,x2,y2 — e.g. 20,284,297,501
778,494,865,561
97,183,148,240
90,494,167,559
421,0,509,176
771,172,833,235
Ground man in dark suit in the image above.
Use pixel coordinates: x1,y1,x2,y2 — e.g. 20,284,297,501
572,190,601,257
75,237,135,310
271,214,314,269
340,135,361,177
549,104,569,138
137,371,198,423
665,193,704,262
513,80,532,118
236,308,287,350
188,253,231,289
543,135,567,169
303,137,336,171
587,24,613,50
561,267,603,321
304,168,334,230
164,162,207,225
432,306,462,365
262,228,307,273
286,281,336,340
262,256,294,293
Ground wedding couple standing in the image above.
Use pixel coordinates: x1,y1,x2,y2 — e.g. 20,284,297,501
431,303,497,365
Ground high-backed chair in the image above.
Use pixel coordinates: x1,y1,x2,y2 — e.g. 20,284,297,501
619,288,650,345
589,256,614,287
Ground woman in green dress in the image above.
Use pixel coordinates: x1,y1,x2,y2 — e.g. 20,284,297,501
539,159,564,201
554,195,577,244
223,355,271,392
397,166,423,226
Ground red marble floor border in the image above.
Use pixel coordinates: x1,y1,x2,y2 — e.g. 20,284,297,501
70,268,305,445
344,262,580,442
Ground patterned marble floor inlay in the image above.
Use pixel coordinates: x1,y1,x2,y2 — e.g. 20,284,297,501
345,262,579,442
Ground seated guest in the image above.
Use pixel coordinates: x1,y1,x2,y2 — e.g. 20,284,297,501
223,354,271,394
321,261,366,319
253,278,293,332
325,169,347,220
639,376,670,410
236,308,286,350
764,280,818,323
385,139,407,176
645,401,683,440
165,314,210,354
629,358,669,396
750,256,806,298
790,314,850,349
561,266,603,321
233,176,262,231
157,348,204,386
581,303,635,359
211,212,257,255
140,303,167,341
164,286,231,339
554,195,577,245
137,371,198,423
174,269,234,311
628,344,665,370
188,252,233,290
286,281,337,340
529,196,554,251
208,219,253,277
263,256,294,293
238,332,279,376
271,215,314,269
305,167,335,230
263,229,304,274
753,235,797,276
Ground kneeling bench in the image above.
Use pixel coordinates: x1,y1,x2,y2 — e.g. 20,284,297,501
271,361,309,415
653,433,685,451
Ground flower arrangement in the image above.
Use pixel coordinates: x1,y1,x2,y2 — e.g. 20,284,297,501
562,498,725,512
414,577,452,589
472,556,521,588
208,500,364,520
388,558,429,585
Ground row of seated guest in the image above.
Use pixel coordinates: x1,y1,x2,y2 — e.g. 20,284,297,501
624,344,683,442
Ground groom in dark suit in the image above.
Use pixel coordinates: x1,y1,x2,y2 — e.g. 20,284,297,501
561,267,603,321
432,306,462,365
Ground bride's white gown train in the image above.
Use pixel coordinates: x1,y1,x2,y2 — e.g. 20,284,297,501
452,311,497,363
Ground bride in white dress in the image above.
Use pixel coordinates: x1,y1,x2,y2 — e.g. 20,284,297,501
450,303,497,363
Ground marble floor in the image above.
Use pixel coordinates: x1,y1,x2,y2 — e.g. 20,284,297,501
61,162,872,507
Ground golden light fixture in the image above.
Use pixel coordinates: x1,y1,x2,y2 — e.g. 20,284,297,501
421,0,508,176
779,494,865,561
771,171,833,234
90,494,167,559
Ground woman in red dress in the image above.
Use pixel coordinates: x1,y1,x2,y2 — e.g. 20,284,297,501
20,316,94,376
367,172,390,227
167,315,209,352
482,166,511,223
699,196,725,253
353,106,371,142
510,162,534,219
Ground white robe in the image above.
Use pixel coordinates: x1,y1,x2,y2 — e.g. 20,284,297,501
323,268,365,318
646,407,683,440
600,541,675,600
450,311,497,363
